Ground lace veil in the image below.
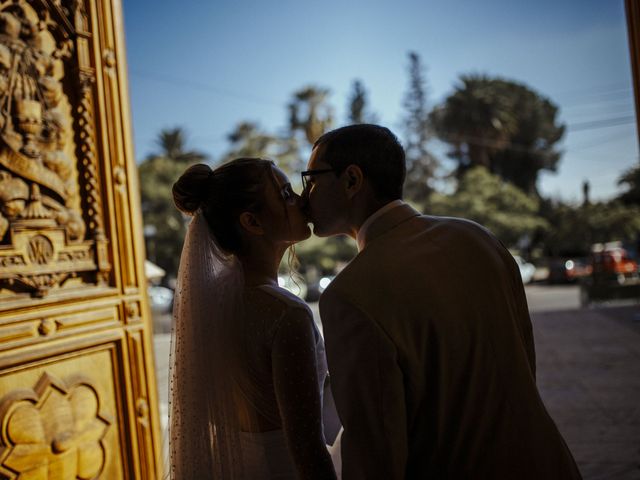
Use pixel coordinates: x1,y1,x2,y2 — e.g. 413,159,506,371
169,211,246,479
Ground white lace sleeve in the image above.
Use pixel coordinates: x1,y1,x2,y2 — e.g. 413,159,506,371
271,306,337,480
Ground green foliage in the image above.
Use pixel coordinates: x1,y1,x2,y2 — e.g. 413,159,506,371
431,75,565,195
401,52,438,204
428,167,548,247
220,122,302,187
153,129,207,164
138,127,208,280
295,235,358,274
288,85,334,146
347,79,377,124
137,75,634,283
617,164,640,205
540,198,640,257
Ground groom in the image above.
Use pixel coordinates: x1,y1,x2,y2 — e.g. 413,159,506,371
302,124,582,479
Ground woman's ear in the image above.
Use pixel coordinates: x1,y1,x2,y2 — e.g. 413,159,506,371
344,164,364,199
239,212,264,235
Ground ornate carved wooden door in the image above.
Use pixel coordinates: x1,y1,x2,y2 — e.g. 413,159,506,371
0,0,163,478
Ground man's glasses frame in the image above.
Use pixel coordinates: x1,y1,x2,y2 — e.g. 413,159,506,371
300,168,336,191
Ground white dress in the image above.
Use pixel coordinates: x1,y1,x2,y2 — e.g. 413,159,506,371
236,284,334,479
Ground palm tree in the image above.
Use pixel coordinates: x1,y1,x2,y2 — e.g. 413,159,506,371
151,127,207,164
288,86,334,146
137,127,208,278
221,122,300,181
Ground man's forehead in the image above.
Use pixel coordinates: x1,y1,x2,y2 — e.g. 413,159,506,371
308,144,330,169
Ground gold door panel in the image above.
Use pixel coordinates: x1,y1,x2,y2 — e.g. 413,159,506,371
0,0,163,477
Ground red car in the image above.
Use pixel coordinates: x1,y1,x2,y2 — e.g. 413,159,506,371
580,242,640,306
590,243,638,284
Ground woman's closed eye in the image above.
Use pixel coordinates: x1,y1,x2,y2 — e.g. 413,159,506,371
280,184,297,204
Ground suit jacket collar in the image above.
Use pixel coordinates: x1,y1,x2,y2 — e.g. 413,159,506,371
358,202,421,251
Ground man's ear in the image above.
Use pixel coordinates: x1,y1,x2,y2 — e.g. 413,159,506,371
239,212,264,235
344,165,364,199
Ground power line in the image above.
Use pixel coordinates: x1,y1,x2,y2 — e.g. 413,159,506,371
568,115,636,132
562,95,634,111
569,129,636,152
129,68,283,108
129,69,637,153
557,88,633,106
434,114,636,156
550,82,633,103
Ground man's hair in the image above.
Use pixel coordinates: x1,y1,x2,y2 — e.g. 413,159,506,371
313,124,406,201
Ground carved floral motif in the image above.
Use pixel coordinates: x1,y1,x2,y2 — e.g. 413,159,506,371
0,372,111,479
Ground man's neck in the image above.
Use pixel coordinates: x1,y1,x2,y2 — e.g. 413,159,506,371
348,199,392,238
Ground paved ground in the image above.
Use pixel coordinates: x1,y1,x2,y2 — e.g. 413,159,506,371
533,305,640,479
525,284,582,311
152,289,640,479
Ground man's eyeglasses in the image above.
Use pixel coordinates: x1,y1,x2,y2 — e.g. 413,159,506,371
301,168,336,191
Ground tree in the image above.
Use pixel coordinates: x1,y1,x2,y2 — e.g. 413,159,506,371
347,79,377,124
431,75,565,195
540,198,640,257
401,52,438,205
617,164,640,205
220,122,301,182
288,86,334,146
428,166,548,248
295,234,358,275
138,127,208,280
153,128,208,164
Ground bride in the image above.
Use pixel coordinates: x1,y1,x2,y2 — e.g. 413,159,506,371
170,158,337,479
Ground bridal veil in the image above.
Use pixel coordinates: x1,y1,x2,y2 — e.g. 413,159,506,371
169,211,246,479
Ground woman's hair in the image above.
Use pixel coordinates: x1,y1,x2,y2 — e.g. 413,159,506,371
172,158,274,254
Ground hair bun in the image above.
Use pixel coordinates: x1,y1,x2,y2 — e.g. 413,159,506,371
172,163,213,215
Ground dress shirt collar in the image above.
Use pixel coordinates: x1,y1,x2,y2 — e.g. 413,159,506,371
356,200,404,251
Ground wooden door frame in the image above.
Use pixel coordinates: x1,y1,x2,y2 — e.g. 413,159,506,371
627,0,640,151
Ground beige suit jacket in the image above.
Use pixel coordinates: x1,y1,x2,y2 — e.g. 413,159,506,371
320,203,581,479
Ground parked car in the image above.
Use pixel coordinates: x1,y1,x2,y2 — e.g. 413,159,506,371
147,285,174,313
547,258,592,284
513,255,536,284
590,242,638,284
579,242,640,306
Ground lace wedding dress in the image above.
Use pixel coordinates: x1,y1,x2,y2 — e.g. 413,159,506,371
169,212,336,479
236,284,331,479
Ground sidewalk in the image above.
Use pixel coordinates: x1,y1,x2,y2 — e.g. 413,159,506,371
532,305,640,479
153,304,640,479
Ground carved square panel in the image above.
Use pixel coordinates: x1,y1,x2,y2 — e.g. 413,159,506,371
0,344,126,479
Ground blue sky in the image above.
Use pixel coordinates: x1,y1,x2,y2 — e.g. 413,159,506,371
123,0,638,201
